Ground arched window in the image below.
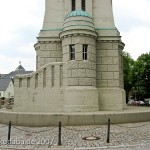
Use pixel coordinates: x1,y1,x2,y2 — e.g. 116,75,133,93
81,0,85,11
72,0,76,11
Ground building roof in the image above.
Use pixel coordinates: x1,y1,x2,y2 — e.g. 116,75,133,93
15,65,25,71
65,10,92,19
0,74,7,78
0,64,33,91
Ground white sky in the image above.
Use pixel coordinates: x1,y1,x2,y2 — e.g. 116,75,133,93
0,0,150,73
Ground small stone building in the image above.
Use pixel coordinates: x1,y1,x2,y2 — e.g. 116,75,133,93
14,0,126,112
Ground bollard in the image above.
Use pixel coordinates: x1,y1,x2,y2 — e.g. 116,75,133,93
107,118,110,143
7,121,12,144
58,122,62,146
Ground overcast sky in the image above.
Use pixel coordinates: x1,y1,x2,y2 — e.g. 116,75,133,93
0,0,150,73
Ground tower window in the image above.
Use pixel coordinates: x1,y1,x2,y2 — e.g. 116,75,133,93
83,44,88,60
72,0,76,11
81,0,86,11
70,45,75,60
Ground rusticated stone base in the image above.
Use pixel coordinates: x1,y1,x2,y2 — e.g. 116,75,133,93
64,86,99,112
98,88,126,111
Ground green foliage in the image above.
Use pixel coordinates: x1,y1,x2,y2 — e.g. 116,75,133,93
123,52,134,98
0,97,5,100
133,53,150,98
123,51,150,100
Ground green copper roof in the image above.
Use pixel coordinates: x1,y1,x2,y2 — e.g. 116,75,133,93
65,10,92,19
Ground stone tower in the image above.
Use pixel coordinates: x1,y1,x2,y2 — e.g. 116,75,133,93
14,0,126,112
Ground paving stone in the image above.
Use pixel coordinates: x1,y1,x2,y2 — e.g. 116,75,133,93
0,122,149,149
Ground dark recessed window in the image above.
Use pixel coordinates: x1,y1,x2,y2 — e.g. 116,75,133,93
27,77,30,88
83,44,88,60
72,0,76,11
19,78,22,88
81,0,86,11
43,68,46,88
70,45,75,60
35,73,38,88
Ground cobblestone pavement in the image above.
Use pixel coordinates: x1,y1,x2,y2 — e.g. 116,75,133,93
0,121,150,150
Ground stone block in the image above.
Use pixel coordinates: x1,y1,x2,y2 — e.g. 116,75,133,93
108,80,119,87
97,80,108,87
78,61,91,69
63,46,69,54
72,69,86,78
113,57,119,64
67,70,72,77
91,62,96,70
78,78,92,86
98,88,126,111
100,42,113,49
64,86,99,112
46,43,57,50
97,50,107,57
102,57,113,64
108,65,119,71
40,51,50,58
75,53,83,61
47,58,57,62
40,43,46,50
107,50,118,56
62,37,71,47
91,78,96,86
113,42,118,49
96,42,101,49
68,78,78,85
50,51,62,58
102,72,113,79
68,61,78,69
63,53,69,62
85,37,95,46
75,44,82,53
86,69,96,78
72,36,82,44
97,65,108,72
88,45,96,54
89,53,96,62
114,72,119,79
96,72,102,80
56,58,62,62
96,58,102,64
57,42,62,50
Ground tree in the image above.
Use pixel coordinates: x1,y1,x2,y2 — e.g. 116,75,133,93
132,53,150,99
123,52,134,102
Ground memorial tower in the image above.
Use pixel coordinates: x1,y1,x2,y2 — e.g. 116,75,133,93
14,0,126,112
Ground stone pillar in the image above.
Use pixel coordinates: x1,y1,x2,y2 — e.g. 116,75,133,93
61,34,99,112
96,40,126,110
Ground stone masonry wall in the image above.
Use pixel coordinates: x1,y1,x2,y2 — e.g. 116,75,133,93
62,35,96,86
35,41,62,69
14,62,64,112
96,40,123,88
